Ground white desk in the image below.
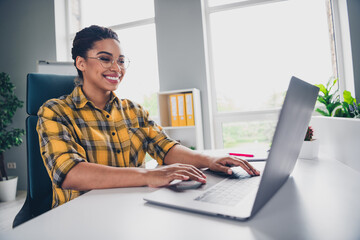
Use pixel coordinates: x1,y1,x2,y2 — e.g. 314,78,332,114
1,156,360,240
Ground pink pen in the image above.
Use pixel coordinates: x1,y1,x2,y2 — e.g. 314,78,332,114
229,153,254,158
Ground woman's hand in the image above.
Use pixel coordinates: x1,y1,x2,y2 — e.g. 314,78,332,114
144,163,207,188
207,156,260,176
160,145,260,188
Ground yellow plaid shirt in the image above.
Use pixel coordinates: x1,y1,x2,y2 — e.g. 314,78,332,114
37,86,177,208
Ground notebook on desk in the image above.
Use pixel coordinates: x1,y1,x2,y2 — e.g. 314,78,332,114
144,76,319,220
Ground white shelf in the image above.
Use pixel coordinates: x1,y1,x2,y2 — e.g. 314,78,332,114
158,88,204,150
162,126,196,130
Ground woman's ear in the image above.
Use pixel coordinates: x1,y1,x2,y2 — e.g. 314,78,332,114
76,56,86,71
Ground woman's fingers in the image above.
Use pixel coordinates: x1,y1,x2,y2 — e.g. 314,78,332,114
237,158,260,175
171,170,206,183
167,172,206,187
213,164,233,175
175,164,207,179
216,157,260,176
166,163,206,180
147,164,207,188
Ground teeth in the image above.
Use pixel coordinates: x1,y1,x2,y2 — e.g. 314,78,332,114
105,76,120,81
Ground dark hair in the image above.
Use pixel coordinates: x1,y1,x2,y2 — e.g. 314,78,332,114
71,25,120,82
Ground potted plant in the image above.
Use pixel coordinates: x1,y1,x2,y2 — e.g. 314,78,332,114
309,77,360,171
299,126,319,159
0,72,25,201
315,78,360,118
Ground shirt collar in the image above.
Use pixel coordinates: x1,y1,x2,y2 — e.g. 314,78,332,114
71,86,120,109
108,91,120,106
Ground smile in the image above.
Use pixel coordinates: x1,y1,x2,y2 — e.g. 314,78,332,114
104,75,121,83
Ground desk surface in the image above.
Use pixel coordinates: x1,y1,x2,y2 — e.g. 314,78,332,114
2,157,360,240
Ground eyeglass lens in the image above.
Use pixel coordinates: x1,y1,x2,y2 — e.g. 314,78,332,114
99,56,130,69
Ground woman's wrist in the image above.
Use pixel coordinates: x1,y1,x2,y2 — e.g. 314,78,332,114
195,153,214,169
135,168,149,186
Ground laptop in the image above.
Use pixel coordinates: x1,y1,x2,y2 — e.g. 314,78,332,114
144,76,319,220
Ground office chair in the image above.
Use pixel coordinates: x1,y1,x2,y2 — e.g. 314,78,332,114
13,73,76,228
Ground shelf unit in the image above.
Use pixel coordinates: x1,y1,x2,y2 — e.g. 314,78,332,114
158,88,204,150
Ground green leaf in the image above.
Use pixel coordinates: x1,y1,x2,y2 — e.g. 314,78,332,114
327,102,341,115
343,90,356,105
315,108,329,116
315,84,327,95
0,72,25,152
331,105,344,117
328,78,338,92
317,97,327,105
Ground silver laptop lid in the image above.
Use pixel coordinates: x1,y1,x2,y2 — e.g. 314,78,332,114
251,76,319,216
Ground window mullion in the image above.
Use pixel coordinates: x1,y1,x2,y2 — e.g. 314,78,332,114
208,0,287,14
203,0,219,149
331,0,355,98
65,0,71,61
109,18,155,31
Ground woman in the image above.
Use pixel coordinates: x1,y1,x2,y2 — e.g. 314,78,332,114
37,25,259,208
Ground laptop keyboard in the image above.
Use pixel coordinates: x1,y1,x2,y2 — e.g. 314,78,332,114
194,172,260,206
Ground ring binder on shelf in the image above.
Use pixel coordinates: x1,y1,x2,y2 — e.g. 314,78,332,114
169,94,179,126
185,93,195,126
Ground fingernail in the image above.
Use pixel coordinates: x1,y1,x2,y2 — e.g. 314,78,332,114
227,169,232,175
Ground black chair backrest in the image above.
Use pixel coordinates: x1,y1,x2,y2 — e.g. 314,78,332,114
26,73,76,215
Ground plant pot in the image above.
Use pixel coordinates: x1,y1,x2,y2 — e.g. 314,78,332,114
310,116,360,172
0,176,18,202
299,139,319,159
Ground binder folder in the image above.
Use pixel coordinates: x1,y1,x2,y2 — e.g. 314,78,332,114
169,94,179,126
185,93,195,126
177,94,187,126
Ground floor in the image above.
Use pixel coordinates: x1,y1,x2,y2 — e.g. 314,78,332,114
0,191,26,232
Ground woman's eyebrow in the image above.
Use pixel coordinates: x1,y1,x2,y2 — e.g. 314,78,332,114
96,52,125,58
96,51,112,56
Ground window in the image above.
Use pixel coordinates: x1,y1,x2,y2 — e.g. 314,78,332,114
68,0,154,30
114,25,159,116
205,0,337,149
62,0,159,116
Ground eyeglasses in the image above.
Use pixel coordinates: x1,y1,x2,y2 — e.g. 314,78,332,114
87,56,130,69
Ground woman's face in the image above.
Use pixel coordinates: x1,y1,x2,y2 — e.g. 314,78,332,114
76,38,126,93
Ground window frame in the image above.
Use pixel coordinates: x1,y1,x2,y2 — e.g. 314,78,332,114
55,0,156,61
203,0,339,149
330,0,355,99
67,18,156,48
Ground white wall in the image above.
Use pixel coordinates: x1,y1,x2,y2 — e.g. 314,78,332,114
154,0,214,149
0,0,57,190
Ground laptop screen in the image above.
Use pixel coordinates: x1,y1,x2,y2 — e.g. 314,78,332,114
251,76,319,215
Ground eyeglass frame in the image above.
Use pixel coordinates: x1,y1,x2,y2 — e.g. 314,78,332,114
87,55,130,70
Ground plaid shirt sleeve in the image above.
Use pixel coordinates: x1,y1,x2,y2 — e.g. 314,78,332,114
37,100,87,188
145,113,178,165
126,100,178,165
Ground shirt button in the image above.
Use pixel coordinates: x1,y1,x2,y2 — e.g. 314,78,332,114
106,115,110,118
117,149,121,154
112,132,116,136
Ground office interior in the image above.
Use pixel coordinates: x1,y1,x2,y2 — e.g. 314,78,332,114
0,0,359,196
